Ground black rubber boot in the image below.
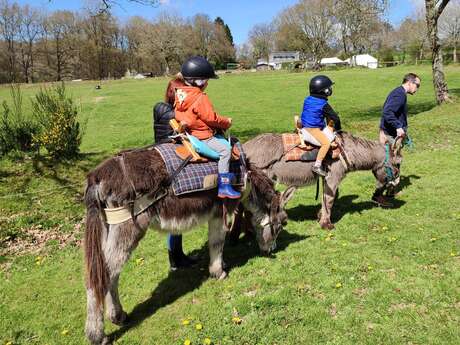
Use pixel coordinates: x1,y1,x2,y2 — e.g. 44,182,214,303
168,250,198,271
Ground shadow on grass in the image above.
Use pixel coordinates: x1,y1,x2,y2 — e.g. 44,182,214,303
30,151,108,196
287,193,406,224
347,100,436,122
0,169,16,179
108,231,307,343
448,88,460,97
398,174,421,191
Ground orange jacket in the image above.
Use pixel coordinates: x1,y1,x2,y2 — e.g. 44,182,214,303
174,86,231,140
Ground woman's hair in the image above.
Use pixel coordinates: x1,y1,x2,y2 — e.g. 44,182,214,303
165,73,185,105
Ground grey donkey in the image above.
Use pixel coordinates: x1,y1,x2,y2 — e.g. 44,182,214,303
83,147,296,344
241,131,403,229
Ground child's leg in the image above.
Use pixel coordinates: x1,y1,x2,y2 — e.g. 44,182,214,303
203,136,240,199
202,136,231,173
306,128,331,164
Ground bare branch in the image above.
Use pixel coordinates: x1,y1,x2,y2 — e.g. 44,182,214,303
437,0,451,16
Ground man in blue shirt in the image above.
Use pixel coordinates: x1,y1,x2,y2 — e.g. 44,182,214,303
379,73,421,144
373,73,421,206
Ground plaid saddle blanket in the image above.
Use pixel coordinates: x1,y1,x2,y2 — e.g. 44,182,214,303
282,133,317,161
155,143,243,196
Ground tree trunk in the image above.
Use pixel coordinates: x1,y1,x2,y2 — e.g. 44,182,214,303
56,37,62,81
425,0,450,104
341,31,348,55
453,45,457,63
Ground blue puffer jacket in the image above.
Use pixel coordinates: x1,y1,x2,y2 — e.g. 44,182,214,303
300,96,328,129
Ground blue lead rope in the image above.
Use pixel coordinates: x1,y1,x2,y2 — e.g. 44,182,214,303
384,144,394,182
404,134,414,149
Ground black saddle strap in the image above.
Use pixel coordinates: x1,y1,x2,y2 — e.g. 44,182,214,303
315,176,320,201
168,154,193,185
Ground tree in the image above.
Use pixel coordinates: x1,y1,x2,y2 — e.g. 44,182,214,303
215,16,234,46
18,5,42,83
439,0,460,62
82,10,121,79
0,0,21,82
396,17,428,63
236,43,255,68
283,0,336,64
425,0,451,104
49,0,160,14
274,9,310,56
138,13,186,75
124,16,148,74
334,0,387,55
44,10,78,81
190,14,214,59
248,23,275,63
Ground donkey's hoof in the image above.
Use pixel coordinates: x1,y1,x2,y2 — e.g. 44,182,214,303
209,266,227,280
110,311,128,326
101,336,112,345
320,221,335,230
218,270,228,280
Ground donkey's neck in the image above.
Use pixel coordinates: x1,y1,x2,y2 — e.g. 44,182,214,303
342,134,385,172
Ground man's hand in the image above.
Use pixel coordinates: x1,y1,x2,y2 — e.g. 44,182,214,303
379,130,388,145
396,128,405,137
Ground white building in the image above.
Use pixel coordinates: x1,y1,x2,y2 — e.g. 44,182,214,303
257,51,301,70
346,54,378,69
320,57,347,66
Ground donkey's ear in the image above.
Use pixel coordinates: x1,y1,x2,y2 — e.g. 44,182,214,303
281,185,297,208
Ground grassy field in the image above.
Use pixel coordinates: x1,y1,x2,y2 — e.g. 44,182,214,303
0,65,459,345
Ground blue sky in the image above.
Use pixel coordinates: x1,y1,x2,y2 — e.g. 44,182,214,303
18,0,417,45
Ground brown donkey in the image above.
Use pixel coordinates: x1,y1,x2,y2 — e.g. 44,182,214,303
83,147,295,344
242,131,403,229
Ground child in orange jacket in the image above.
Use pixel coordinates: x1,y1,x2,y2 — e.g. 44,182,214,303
174,56,240,199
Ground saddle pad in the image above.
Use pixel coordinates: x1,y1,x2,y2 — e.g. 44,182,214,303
155,143,242,196
282,133,315,162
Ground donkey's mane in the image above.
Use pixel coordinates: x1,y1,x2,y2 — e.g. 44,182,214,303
337,131,384,170
338,131,380,150
247,163,276,209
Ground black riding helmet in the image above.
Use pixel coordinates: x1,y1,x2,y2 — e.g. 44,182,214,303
309,75,334,96
181,56,218,80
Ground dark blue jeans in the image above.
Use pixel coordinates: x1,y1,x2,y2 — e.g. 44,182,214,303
167,234,182,253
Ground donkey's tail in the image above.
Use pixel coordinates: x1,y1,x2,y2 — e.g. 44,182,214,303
84,181,109,307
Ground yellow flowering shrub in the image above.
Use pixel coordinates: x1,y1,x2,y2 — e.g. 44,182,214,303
32,84,83,159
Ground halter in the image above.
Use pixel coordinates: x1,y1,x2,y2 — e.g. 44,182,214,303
269,193,283,237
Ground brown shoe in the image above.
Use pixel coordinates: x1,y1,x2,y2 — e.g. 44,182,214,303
312,165,327,177
386,190,403,198
371,195,393,208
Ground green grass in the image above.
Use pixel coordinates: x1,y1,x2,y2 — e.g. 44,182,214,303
1,66,459,344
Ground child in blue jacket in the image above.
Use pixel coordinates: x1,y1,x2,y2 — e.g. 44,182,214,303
300,75,341,176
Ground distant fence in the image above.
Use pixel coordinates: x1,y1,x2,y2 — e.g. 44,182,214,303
415,59,432,65
379,61,400,68
226,63,239,70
